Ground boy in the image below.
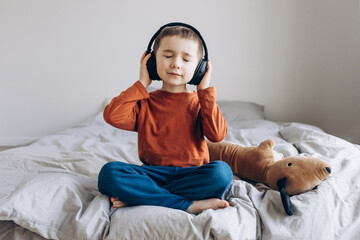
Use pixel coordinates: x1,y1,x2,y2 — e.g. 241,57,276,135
98,24,233,214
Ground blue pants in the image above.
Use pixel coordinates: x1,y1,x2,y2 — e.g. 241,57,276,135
98,161,233,211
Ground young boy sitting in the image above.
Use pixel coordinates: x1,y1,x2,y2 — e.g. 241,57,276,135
98,23,233,214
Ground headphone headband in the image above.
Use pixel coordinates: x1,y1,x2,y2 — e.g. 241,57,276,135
146,22,208,60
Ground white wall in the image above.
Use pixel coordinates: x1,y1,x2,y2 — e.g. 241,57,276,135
1,0,359,145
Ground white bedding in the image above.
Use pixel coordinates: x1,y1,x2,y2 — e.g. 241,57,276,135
1,103,360,240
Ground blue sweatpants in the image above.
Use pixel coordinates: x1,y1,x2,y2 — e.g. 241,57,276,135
97,161,233,211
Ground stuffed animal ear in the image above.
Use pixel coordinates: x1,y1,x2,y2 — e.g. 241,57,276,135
277,177,294,216
259,139,275,149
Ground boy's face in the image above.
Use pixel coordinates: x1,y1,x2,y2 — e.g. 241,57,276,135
155,36,201,89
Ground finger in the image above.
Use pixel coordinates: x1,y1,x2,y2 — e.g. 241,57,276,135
140,51,147,62
143,52,152,64
206,60,212,74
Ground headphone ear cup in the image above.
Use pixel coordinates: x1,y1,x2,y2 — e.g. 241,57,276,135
146,52,161,80
188,59,208,85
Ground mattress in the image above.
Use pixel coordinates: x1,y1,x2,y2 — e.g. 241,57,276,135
1,100,359,240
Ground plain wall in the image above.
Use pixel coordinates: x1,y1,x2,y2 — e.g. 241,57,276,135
1,0,359,145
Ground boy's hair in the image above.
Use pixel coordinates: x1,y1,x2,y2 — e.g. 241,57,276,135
153,26,203,59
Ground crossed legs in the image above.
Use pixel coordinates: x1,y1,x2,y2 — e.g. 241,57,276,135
98,161,233,214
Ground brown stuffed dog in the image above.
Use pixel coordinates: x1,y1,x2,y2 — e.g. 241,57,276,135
206,139,331,215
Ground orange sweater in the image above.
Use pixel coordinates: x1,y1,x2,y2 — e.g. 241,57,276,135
104,81,227,167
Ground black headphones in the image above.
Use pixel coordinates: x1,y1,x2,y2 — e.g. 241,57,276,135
146,22,208,85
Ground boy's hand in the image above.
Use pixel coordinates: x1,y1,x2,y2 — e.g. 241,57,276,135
139,51,152,88
197,60,212,90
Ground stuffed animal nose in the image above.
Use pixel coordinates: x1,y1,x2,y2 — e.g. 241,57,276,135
325,167,331,174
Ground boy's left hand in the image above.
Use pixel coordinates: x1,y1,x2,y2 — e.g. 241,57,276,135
197,60,212,90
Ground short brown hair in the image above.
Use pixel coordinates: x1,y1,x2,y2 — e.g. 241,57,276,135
153,26,203,59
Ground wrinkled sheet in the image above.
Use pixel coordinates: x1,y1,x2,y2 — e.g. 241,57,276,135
1,112,360,239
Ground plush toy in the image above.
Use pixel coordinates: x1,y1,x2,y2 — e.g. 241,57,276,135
206,139,331,216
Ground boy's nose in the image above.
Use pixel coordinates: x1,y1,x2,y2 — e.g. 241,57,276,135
171,58,181,69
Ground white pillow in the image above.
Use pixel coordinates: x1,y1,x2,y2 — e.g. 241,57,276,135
217,101,265,122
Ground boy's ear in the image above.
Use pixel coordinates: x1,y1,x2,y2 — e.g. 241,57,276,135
146,52,160,80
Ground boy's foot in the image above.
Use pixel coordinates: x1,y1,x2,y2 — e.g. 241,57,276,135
186,198,229,214
110,196,128,208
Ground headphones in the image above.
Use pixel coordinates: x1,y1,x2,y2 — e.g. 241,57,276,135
146,22,208,85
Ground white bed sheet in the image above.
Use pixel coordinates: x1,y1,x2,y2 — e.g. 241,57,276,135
1,111,360,239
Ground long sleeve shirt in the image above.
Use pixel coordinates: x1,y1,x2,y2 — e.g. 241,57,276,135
103,81,227,167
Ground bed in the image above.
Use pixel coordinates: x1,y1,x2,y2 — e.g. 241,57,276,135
1,99,359,240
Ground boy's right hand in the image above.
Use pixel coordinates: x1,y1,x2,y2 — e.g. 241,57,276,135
139,51,152,88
